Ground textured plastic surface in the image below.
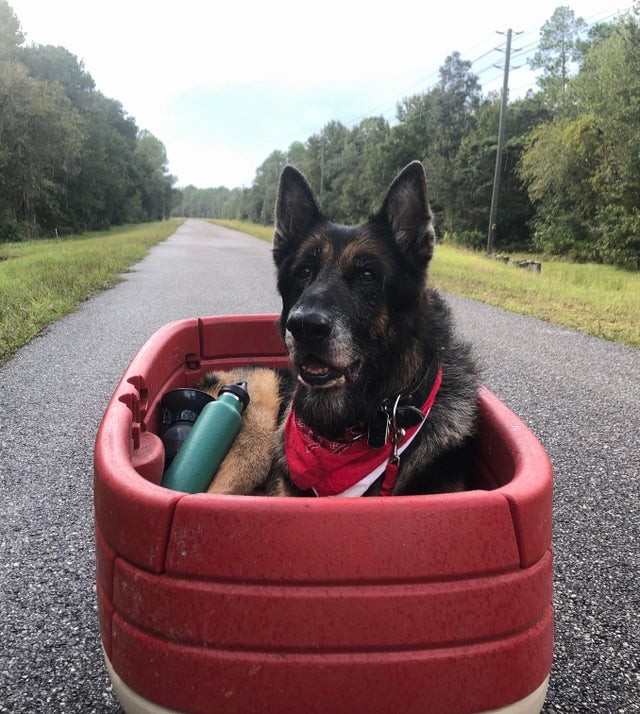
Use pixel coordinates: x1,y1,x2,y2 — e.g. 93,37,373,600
103,654,550,714
94,314,553,714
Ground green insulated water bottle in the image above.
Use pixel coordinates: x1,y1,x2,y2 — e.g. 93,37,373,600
161,381,250,493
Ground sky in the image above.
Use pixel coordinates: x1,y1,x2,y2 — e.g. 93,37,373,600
8,0,634,189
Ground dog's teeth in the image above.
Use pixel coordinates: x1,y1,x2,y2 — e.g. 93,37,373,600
301,358,331,376
305,365,329,376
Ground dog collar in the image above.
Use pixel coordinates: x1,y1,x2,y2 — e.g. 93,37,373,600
367,357,441,448
285,366,442,497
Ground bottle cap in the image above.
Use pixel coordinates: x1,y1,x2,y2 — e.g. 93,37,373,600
219,381,250,409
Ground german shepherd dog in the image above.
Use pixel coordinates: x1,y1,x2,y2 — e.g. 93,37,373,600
200,161,478,497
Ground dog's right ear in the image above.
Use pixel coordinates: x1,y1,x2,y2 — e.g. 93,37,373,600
273,166,321,263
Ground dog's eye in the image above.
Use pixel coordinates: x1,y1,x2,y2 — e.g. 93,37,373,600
296,264,313,282
358,268,376,283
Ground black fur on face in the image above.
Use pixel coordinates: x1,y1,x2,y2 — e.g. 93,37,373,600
273,162,436,438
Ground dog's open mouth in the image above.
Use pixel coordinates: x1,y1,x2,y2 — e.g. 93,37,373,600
297,356,356,389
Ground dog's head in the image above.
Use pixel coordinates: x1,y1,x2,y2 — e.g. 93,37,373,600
273,161,435,433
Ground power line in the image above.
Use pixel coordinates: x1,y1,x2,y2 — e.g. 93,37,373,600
342,6,629,129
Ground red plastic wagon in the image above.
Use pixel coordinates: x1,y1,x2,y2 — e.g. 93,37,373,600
94,314,553,714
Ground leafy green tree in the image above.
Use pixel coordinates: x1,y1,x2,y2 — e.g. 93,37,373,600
425,53,482,233
454,93,551,250
498,95,552,248
134,130,177,220
285,141,307,168
519,114,603,256
249,150,287,224
572,10,640,266
231,187,252,220
451,98,500,246
0,0,23,60
383,53,482,237
577,20,619,59
387,92,436,175
20,44,95,103
0,61,83,237
301,121,351,217
0,1,184,239
330,117,393,222
176,185,238,219
520,8,640,266
62,92,139,230
529,6,587,113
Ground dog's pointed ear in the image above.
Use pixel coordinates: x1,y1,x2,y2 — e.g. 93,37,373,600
273,166,321,262
375,161,435,267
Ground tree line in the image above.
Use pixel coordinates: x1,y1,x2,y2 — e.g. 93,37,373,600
3,0,638,268
178,4,640,269
0,1,179,242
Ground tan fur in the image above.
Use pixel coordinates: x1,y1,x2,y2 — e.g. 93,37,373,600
294,232,333,267
201,368,282,495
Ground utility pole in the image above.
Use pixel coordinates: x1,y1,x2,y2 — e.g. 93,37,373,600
319,137,325,207
487,28,513,256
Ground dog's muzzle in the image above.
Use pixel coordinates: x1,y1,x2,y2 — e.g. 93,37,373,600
286,308,359,389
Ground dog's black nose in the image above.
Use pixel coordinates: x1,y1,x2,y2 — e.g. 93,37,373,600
287,309,332,342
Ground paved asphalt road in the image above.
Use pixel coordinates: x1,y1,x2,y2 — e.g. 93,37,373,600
1,219,638,712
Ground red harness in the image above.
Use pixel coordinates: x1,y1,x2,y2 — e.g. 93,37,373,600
285,367,443,497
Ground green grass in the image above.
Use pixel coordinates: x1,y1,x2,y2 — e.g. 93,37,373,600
0,219,184,365
211,219,274,242
212,219,640,348
430,245,640,347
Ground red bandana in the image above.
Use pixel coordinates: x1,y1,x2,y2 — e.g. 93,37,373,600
285,368,442,497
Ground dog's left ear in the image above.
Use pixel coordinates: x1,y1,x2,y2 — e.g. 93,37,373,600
375,161,435,267
273,166,322,264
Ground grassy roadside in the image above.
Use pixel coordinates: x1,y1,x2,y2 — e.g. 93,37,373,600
211,219,274,242
430,245,640,347
212,219,640,348
0,219,184,365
